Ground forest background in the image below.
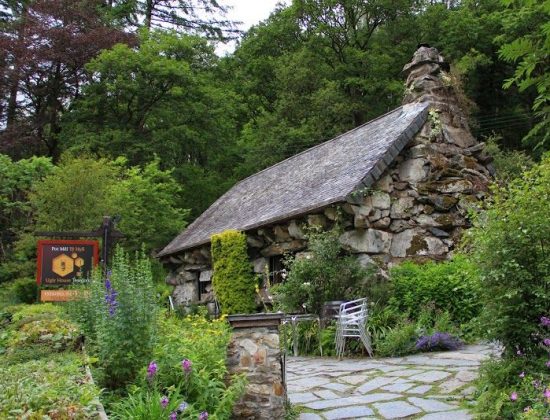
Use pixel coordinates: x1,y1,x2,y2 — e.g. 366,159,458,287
0,0,548,282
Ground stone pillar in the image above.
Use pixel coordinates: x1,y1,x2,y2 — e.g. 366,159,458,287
227,313,286,420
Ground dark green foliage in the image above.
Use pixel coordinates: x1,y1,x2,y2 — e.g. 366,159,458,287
498,0,550,154
60,30,241,217
484,137,534,184
211,230,256,315
13,278,37,304
0,154,54,282
466,156,550,358
388,256,481,325
273,229,368,316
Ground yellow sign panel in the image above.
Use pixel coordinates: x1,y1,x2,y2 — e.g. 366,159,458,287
51,253,75,277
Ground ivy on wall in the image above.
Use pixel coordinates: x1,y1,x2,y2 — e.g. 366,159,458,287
211,230,256,314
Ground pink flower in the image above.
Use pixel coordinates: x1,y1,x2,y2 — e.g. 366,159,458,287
544,388,550,400
161,396,169,409
543,338,550,347
510,392,518,401
199,412,208,420
541,316,550,327
546,360,550,368
182,359,192,373
169,412,177,420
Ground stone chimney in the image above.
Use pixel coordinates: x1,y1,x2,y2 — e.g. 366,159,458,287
402,45,482,151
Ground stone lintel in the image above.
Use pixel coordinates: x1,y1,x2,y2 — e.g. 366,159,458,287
228,313,284,330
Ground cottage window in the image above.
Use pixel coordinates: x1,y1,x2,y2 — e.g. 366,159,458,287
269,255,286,285
198,279,210,299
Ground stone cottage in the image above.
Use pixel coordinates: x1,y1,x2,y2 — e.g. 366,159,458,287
158,46,493,306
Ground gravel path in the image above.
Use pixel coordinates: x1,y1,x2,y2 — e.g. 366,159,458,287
286,344,499,419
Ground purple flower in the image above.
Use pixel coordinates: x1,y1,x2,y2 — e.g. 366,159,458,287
415,332,462,352
541,316,550,327
178,402,188,412
198,412,208,420
546,360,550,368
169,412,177,420
147,361,157,379
104,280,118,316
510,391,518,401
544,388,550,400
533,380,541,388
543,338,550,347
161,396,169,409
516,349,523,356
181,359,192,373
519,371,525,378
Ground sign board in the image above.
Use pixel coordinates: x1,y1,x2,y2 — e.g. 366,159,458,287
40,289,83,302
36,240,99,287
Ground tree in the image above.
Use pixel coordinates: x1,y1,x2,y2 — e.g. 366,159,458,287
498,0,550,154
61,30,241,216
0,0,132,159
0,153,53,281
108,0,237,38
229,0,419,177
30,155,188,253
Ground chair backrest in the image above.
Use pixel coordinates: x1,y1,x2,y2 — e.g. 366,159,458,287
338,298,368,323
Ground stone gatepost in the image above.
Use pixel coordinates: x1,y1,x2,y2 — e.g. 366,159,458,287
227,313,286,419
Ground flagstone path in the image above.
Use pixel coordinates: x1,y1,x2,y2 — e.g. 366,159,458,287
286,343,500,420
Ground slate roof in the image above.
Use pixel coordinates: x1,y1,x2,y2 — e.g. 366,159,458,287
158,102,430,257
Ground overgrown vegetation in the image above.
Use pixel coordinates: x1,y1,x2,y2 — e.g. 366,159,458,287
466,155,550,418
273,229,368,316
211,230,256,314
0,304,101,418
388,256,481,325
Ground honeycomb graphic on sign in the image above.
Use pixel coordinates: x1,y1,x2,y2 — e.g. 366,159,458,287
52,254,75,277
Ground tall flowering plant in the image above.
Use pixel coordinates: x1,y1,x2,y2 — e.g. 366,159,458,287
68,247,158,389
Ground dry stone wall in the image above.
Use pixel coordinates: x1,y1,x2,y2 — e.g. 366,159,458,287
163,46,492,306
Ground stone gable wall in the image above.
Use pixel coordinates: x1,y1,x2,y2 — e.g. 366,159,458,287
164,46,493,306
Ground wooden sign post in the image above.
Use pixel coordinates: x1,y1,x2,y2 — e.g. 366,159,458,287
35,216,124,302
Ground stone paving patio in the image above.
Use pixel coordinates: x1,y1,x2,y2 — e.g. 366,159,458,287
286,343,500,419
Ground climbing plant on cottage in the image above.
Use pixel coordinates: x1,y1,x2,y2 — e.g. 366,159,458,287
211,230,256,314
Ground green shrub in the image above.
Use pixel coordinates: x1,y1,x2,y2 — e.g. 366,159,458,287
0,303,101,418
273,229,368,316
0,352,101,419
211,230,256,314
388,256,481,325
68,247,158,389
375,320,418,357
466,155,550,357
13,278,37,304
474,357,550,419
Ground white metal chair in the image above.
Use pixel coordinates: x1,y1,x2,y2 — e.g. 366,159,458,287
335,298,373,358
